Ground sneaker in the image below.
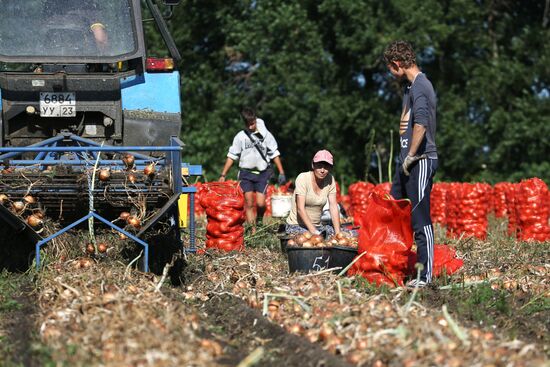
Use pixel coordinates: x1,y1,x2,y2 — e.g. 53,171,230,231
406,279,428,289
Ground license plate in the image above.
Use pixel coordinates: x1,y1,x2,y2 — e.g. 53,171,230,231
39,92,76,117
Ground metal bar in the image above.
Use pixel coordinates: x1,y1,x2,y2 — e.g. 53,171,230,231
169,137,183,250
36,213,93,269
182,164,203,176
0,146,181,152
136,193,180,238
189,192,196,252
0,135,65,160
170,137,183,194
181,187,197,193
69,135,157,160
35,151,47,160
91,212,149,272
10,159,164,165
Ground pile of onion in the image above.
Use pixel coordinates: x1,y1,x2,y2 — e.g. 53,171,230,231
287,231,358,248
329,232,358,248
287,232,331,248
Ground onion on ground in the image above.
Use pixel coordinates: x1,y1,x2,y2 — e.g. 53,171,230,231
98,243,108,253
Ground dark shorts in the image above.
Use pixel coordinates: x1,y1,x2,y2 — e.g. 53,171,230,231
238,168,272,194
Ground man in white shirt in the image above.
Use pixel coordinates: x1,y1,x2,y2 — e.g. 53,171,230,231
220,107,286,230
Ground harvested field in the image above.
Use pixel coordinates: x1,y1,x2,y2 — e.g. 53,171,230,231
0,217,548,366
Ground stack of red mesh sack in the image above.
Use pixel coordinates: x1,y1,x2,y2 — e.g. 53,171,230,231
430,182,448,225
493,182,511,218
347,182,374,228
192,182,206,217
515,178,550,242
198,182,245,251
339,194,351,215
446,183,490,239
504,183,519,237
444,182,462,238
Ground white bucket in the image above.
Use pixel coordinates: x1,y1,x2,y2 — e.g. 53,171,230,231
271,194,292,217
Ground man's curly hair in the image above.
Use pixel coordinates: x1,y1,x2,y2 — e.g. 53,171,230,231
383,41,417,68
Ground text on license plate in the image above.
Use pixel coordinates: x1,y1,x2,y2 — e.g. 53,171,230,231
39,92,76,117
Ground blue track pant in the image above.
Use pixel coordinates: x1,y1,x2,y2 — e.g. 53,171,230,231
390,158,438,282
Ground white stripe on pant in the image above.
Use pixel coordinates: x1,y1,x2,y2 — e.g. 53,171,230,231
423,224,434,282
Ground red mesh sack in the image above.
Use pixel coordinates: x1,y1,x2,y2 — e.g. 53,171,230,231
504,183,519,237
483,183,495,215
192,182,206,216
348,193,414,287
408,244,463,277
457,183,490,240
493,182,510,218
373,182,392,196
430,182,448,225
445,183,489,240
348,182,374,228
199,182,245,251
445,183,461,238
339,194,351,215
515,178,550,242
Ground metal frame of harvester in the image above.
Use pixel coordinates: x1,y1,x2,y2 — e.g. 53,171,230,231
0,133,200,271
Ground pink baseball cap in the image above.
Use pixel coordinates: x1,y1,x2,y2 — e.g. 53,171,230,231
312,150,333,165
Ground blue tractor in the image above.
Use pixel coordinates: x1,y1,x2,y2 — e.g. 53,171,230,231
0,0,200,272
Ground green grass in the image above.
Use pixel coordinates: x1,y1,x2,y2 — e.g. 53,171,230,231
0,270,24,312
244,219,285,250
0,270,55,366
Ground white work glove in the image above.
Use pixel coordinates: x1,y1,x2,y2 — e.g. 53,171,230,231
402,154,418,176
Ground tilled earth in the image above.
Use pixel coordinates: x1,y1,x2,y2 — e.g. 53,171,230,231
0,225,548,366
10,233,544,367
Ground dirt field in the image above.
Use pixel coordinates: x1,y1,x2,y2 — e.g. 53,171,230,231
0,218,548,366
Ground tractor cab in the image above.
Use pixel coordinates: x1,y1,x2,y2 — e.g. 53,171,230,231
0,0,182,148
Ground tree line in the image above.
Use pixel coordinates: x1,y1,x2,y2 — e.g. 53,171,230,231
147,0,550,186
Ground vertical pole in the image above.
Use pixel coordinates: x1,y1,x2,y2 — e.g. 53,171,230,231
170,137,183,251
189,192,196,251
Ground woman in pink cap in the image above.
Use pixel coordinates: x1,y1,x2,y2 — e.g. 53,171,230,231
285,150,341,237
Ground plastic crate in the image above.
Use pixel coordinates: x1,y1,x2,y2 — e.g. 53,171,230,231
287,247,332,273
329,246,358,273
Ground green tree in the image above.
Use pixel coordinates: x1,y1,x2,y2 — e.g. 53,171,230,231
161,0,550,184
